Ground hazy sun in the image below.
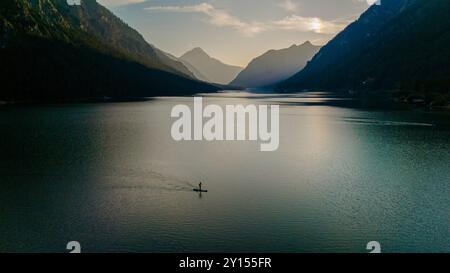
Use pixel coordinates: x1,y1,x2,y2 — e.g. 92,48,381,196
308,18,323,33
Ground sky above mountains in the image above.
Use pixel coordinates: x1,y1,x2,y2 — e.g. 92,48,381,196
97,0,373,66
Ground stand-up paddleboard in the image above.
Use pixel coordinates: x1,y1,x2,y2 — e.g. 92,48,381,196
193,188,208,193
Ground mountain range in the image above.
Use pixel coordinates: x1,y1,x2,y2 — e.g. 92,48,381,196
0,0,218,101
180,48,243,85
278,0,450,105
230,41,321,88
2,0,449,106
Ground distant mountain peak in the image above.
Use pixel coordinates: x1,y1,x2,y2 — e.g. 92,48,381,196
230,42,321,88
180,47,242,85
287,41,315,50
182,47,210,58
192,47,206,52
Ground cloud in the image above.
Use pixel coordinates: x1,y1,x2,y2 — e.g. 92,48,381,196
97,0,146,8
273,15,348,34
146,3,266,36
278,0,299,12
146,2,347,36
145,3,212,13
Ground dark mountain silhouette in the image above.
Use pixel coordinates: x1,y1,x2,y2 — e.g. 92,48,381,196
62,0,197,78
0,0,217,102
278,0,450,105
230,42,321,88
180,48,243,85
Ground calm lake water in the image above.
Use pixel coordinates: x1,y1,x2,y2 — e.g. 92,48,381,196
0,92,449,253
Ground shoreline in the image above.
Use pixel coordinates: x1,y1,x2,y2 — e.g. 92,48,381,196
0,91,449,112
